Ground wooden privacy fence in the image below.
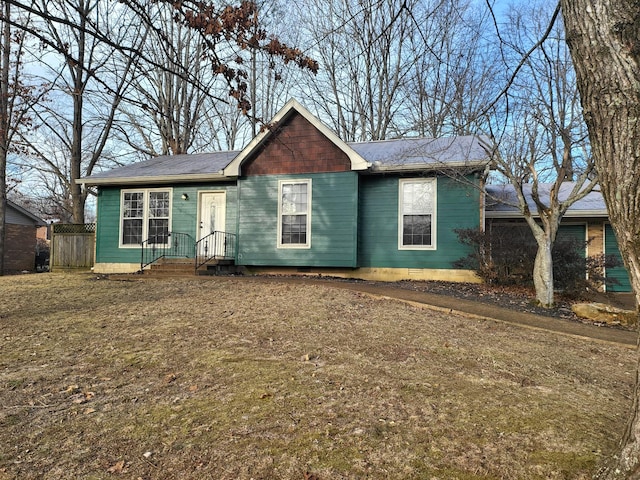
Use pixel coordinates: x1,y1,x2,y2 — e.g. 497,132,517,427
50,223,96,271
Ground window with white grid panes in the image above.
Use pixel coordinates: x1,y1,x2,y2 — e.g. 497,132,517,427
120,189,171,247
278,180,311,248
398,178,436,249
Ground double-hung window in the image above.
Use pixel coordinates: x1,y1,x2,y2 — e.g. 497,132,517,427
278,180,311,248
120,189,171,247
399,178,436,249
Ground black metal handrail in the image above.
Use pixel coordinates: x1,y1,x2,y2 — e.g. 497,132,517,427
195,231,237,270
140,232,195,271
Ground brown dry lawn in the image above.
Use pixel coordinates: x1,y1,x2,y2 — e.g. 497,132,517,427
0,273,636,479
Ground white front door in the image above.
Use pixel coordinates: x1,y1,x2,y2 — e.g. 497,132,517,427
198,192,226,257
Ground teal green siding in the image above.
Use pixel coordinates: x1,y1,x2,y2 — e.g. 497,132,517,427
95,174,485,271
605,224,632,292
358,175,480,269
557,224,587,257
95,188,124,263
95,184,237,264
236,172,358,267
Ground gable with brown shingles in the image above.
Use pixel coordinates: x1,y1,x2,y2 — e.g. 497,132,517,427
242,112,351,176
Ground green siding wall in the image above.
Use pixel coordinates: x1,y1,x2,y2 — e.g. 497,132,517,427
358,175,480,269
95,174,483,271
605,224,632,292
95,184,237,264
557,224,587,257
237,172,358,267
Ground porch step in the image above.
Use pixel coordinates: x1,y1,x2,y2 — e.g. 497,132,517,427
143,258,239,277
196,259,240,276
145,259,195,277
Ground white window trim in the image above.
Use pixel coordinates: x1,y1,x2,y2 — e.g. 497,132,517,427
398,178,437,251
119,187,173,248
277,179,312,249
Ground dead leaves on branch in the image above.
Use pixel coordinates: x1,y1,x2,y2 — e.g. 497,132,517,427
157,0,317,114
181,3,254,39
168,0,318,72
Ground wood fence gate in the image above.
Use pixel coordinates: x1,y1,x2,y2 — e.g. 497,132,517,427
50,223,96,271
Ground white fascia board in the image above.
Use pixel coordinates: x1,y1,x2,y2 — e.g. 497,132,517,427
562,209,609,218
223,98,370,177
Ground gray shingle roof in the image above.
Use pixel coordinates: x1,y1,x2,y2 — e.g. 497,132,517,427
79,135,491,186
349,135,491,168
485,182,608,217
81,151,239,185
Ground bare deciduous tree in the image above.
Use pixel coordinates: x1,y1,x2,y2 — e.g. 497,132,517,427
401,0,498,137
5,0,318,222
0,3,44,273
299,0,420,141
488,1,595,308
12,0,145,222
297,0,497,141
116,5,210,157
118,0,305,156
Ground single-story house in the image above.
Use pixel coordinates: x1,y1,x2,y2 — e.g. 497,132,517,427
78,98,632,292
485,183,632,292
79,99,492,282
4,200,46,273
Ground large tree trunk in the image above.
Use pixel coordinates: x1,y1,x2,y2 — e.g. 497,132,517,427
560,0,640,477
533,236,555,308
525,213,560,308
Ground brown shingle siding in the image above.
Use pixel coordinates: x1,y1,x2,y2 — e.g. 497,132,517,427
243,113,351,176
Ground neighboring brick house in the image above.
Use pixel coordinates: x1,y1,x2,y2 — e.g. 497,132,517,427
4,201,46,273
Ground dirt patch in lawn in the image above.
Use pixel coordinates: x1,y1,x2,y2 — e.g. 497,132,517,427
0,273,635,479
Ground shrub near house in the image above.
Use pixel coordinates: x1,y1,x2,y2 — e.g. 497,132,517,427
454,225,623,297
483,183,632,293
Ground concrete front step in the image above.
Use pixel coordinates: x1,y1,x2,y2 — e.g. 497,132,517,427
144,258,237,277
144,269,195,277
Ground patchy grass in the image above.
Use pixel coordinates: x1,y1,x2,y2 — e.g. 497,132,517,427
0,273,635,479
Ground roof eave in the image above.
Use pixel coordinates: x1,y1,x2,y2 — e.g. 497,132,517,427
77,172,228,186
7,200,46,225
485,209,609,219
371,160,489,173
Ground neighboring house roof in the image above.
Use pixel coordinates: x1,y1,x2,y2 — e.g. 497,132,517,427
6,200,46,226
78,99,493,186
485,182,608,218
